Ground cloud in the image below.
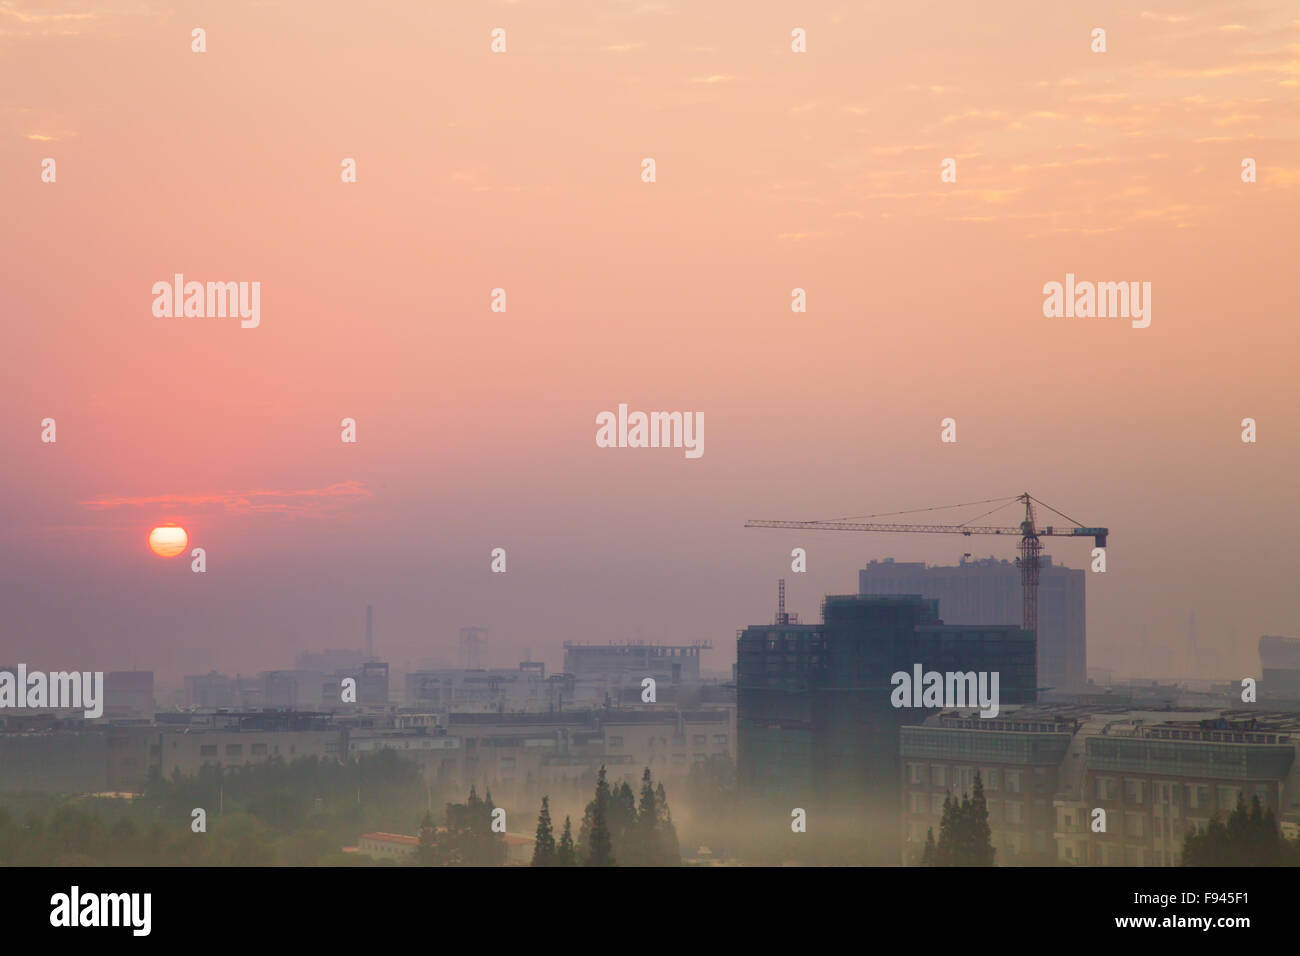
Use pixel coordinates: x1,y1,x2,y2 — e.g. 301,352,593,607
0,7,96,25
0,4,98,37
79,481,373,517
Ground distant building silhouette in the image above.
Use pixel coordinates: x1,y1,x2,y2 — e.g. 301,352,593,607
860,555,1085,691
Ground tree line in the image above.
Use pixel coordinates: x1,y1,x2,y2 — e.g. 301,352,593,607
1182,794,1300,866
920,772,996,866
531,766,679,866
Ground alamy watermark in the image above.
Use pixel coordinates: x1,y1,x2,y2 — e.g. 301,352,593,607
152,274,260,328
0,665,103,718
890,664,1000,718
595,404,704,459
50,886,150,936
1042,273,1151,328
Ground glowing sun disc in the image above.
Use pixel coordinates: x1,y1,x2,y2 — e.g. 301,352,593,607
149,526,188,558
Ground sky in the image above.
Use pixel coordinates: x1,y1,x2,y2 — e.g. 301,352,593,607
2,0,1298,682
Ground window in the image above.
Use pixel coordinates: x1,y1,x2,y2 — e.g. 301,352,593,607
251,743,268,756
1005,800,1023,824
225,744,242,757
712,734,728,745
931,765,946,787
200,744,217,757
909,792,927,813
1095,776,1116,801
693,754,707,764
1216,785,1240,810
981,768,999,792
608,736,623,748
1186,784,1207,809
907,763,925,785
1124,779,1145,805
693,735,706,746
1004,770,1021,794
671,754,686,765
1125,814,1144,837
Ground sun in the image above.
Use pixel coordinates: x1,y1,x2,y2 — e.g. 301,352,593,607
149,525,188,558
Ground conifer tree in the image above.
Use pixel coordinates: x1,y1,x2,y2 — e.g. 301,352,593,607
935,794,956,865
932,775,995,866
531,796,556,867
585,766,616,866
610,780,636,854
556,815,576,867
1184,794,1283,866
920,827,937,866
634,768,658,867
968,773,996,866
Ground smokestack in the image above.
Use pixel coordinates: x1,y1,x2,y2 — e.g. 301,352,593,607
365,605,373,659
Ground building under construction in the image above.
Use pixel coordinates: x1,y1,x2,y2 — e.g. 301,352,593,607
737,588,1036,862
860,554,1086,691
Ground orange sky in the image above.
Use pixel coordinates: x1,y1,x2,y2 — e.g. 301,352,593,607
2,0,1298,681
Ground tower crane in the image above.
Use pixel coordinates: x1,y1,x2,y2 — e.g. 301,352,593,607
745,492,1106,639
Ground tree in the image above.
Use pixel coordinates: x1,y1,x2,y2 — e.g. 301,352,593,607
931,773,995,866
436,785,506,866
920,827,937,866
585,766,616,866
609,780,636,857
531,797,556,867
1184,794,1282,866
556,815,576,867
935,794,957,866
629,769,657,866
967,773,995,866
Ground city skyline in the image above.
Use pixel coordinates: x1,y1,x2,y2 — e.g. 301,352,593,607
4,1,1297,689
